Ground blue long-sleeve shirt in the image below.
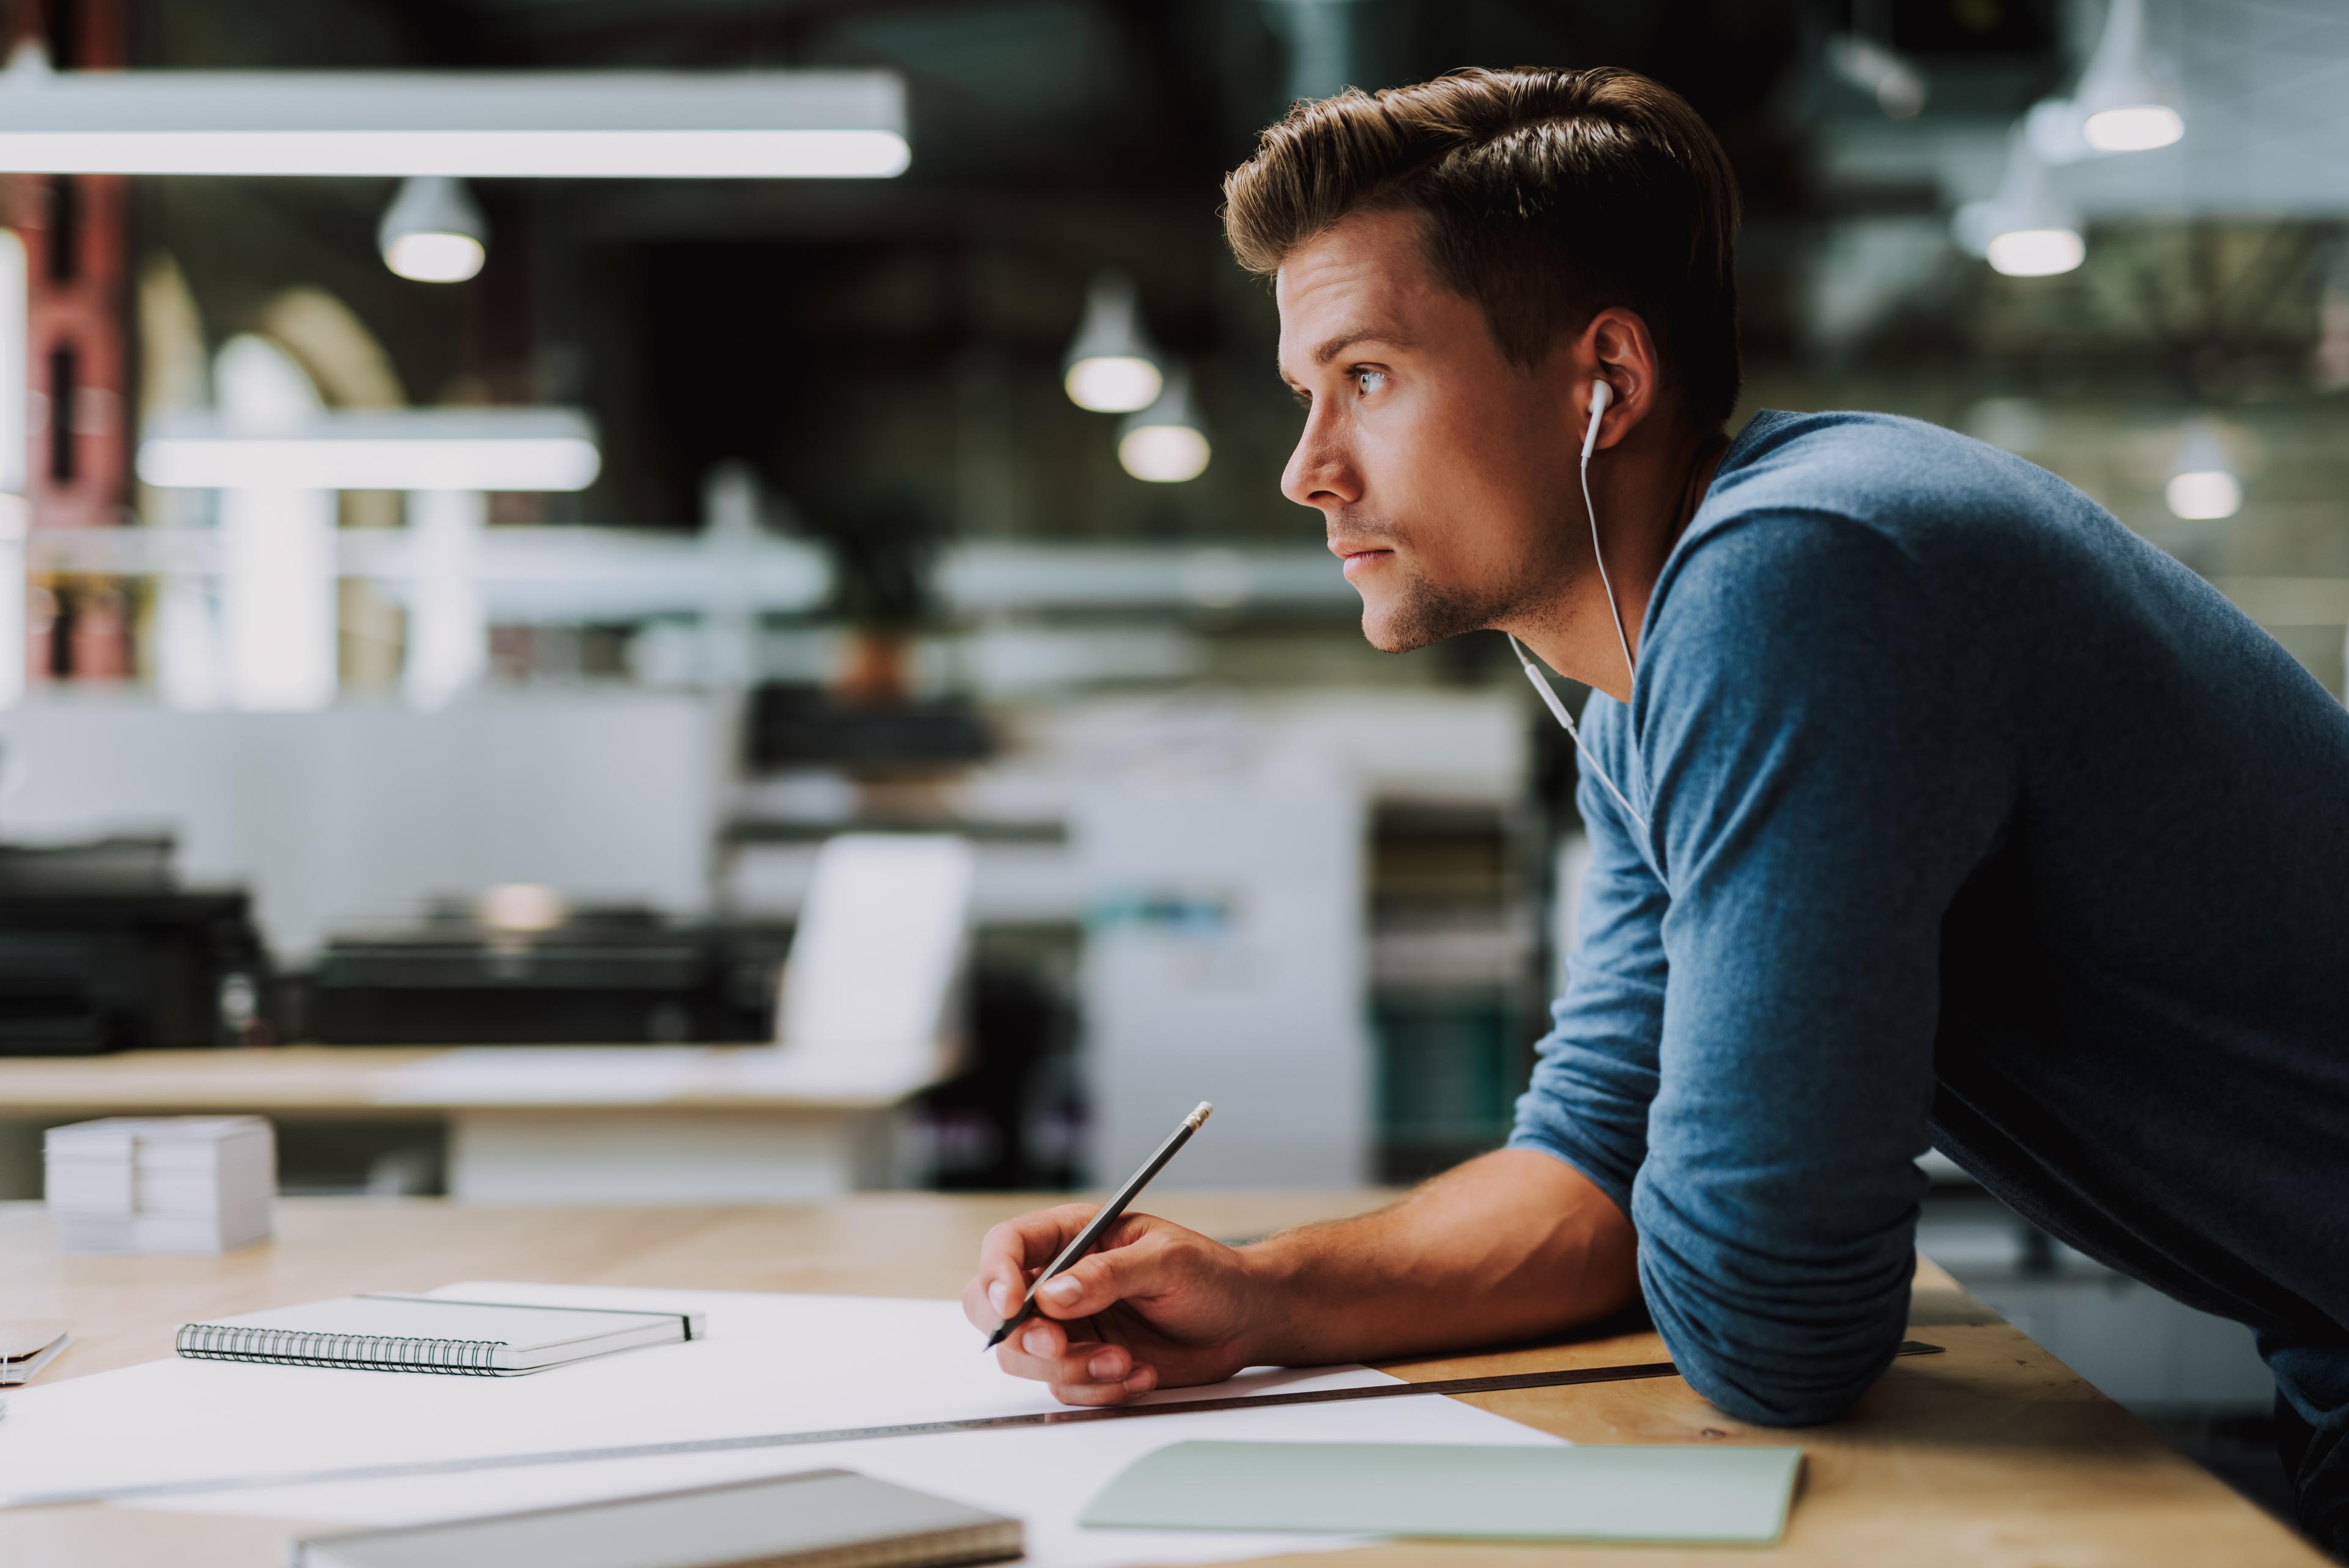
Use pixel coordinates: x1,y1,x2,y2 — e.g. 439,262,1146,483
1509,408,2349,1429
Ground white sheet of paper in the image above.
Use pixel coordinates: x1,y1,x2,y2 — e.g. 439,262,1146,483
0,1282,1566,1568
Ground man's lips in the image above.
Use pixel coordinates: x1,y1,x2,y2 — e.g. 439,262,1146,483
1329,539,1394,579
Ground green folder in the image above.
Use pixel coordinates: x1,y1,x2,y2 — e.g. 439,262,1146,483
1080,1441,1805,1545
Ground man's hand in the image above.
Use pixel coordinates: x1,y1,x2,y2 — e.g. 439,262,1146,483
963,1153,1637,1409
961,1203,1261,1406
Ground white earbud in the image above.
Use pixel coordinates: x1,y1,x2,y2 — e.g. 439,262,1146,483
1580,379,1635,688
1502,376,1649,833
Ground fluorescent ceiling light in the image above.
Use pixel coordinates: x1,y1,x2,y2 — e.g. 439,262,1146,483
1064,272,1162,412
0,129,911,178
139,409,601,491
0,60,908,178
380,176,486,282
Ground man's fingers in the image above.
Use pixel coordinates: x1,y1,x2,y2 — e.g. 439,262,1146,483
1050,1364,1158,1406
972,1206,1172,1328
1000,1331,1158,1405
961,1270,1035,1333
993,1332,1137,1389
1011,1317,1069,1362
960,1274,996,1332
1031,1241,1162,1321
975,1205,1101,1314
980,1205,1101,1269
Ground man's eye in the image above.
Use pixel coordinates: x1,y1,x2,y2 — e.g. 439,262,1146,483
1354,368,1387,395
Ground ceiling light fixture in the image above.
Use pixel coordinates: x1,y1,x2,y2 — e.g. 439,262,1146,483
138,409,602,492
1064,272,1163,414
1980,136,2085,278
0,50,909,178
1989,229,2085,280
2073,0,2184,153
379,175,486,283
2166,420,2241,521
1117,369,1209,483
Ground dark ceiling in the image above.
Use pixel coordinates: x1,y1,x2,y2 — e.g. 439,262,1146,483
122,0,2139,541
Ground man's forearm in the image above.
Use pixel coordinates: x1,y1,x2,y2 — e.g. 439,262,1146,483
1234,1148,1639,1366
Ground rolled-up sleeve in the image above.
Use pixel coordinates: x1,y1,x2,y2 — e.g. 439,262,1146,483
1521,511,2010,1427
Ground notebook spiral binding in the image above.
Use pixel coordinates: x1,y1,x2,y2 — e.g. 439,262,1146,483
176,1322,507,1375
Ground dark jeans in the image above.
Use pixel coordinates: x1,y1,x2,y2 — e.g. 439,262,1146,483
2263,1338,2349,1559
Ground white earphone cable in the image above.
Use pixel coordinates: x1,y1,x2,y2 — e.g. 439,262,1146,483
1508,632,1647,831
1507,379,1648,833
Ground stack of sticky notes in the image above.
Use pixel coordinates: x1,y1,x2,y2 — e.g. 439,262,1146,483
44,1117,275,1254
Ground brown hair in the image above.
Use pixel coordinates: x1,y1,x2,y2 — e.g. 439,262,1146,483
1223,66,1742,428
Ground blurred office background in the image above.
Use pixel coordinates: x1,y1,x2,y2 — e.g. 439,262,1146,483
0,0,2336,1515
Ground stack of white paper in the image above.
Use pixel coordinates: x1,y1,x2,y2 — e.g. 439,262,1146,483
0,1283,1570,1568
45,1117,274,1254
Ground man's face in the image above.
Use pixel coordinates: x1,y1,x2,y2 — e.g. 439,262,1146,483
1277,207,1580,652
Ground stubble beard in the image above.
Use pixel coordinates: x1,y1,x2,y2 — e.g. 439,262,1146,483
1358,538,1556,655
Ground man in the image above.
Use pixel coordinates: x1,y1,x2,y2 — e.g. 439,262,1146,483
962,67,2349,1548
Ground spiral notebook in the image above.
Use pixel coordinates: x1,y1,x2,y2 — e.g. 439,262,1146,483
176,1295,703,1376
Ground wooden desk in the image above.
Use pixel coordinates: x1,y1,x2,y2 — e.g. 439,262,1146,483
0,1193,2322,1568
0,1047,951,1203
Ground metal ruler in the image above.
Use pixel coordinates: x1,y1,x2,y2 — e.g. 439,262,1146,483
5,1340,1943,1510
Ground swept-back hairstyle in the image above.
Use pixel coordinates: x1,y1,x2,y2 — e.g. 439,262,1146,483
1223,66,1742,427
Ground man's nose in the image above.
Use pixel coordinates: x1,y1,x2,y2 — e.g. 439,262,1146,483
1281,417,1361,512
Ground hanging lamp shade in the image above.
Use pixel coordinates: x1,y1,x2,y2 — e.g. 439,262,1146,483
2166,418,2240,520
1117,367,1209,483
1981,135,2085,278
1063,272,1163,413
378,175,487,283
2073,0,2184,153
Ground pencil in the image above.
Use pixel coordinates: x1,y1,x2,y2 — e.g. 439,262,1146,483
982,1101,1213,1353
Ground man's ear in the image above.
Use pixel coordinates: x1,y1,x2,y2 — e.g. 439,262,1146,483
1579,308,1665,451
